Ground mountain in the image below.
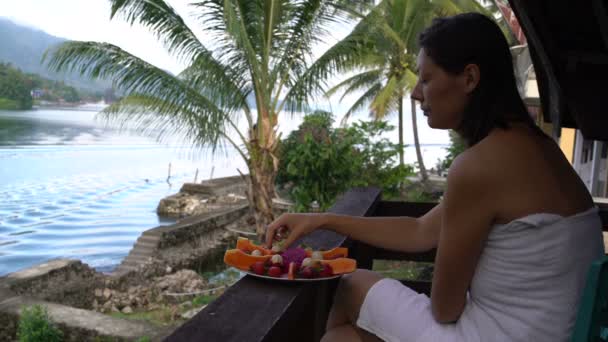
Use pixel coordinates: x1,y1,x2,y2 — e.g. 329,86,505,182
0,17,110,92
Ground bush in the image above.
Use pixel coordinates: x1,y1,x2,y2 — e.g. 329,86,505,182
277,111,413,211
17,304,63,342
436,130,466,174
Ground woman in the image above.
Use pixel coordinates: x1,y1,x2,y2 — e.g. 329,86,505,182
266,13,604,342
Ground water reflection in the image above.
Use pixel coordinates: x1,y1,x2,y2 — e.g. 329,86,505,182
0,107,246,276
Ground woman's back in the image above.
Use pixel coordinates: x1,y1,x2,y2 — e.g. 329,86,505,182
469,123,594,225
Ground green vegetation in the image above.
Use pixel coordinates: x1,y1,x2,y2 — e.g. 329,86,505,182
316,0,491,185
278,110,413,211
373,260,433,281
44,0,373,238
0,17,111,93
192,294,218,307
0,62,103,110
17,304,63,342
436,130,467,174
0,63,33,110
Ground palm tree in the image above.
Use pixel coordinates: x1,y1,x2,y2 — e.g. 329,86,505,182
318,0,487,183
44,0,370,238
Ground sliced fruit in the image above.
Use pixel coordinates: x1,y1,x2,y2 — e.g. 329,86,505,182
236,237,272,255
251,261,266,275
305,247,348,260
267,266,282,278
320,258,356,275
224,249,272,271
288,262,296,280
319,264,333,278
299,266,314,279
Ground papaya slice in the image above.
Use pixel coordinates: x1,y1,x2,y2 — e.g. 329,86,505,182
306,247,348,259
320,258,357,275
236,237,273,255
288,262,296,280
224,249,271,271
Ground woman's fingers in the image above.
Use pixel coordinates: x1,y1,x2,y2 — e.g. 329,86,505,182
265,215,288,248
279,230,299,252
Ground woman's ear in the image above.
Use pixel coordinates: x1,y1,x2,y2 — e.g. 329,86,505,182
463,64,480,94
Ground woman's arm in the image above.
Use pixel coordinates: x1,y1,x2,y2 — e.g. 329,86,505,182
430,153,495,323
265,203,443,253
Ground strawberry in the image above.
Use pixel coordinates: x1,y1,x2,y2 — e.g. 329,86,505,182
299,266,314,278
319,264,333,277
267,266,282,278
250,261,266,275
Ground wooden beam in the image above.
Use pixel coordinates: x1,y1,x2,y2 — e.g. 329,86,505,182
165,187,381,342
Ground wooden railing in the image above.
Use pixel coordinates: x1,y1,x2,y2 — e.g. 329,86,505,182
165,188,382,342
165,190,608,341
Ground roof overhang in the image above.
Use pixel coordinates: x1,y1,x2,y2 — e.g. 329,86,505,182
507,0,608,141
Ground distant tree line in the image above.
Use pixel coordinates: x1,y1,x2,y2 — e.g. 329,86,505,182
0,62,33,109
0,62,105,110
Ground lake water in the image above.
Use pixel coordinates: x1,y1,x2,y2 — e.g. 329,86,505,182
0,106,447,276
0,106,247,275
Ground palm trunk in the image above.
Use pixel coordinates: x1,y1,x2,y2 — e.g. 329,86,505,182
411,98,428,182
398,93,404,166
248,157,276,241
246,116,278,241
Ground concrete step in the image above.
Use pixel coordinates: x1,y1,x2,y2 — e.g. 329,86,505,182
128,249,153,258
124,255,150,263
138,234,161,242
134,239,159,248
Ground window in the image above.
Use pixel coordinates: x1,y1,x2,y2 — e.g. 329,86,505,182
582,139,594,164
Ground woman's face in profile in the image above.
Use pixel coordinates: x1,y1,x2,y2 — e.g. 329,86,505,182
411,49,473,130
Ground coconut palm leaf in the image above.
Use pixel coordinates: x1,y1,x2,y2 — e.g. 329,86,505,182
102,94,248,159
325,68,383,102
109,0,208,62
341,82,383,124
44,41,245,148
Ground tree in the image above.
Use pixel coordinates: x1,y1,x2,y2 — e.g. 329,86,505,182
277,110,413,211
318,0,487,184
0,63,33,110
44,0,370,238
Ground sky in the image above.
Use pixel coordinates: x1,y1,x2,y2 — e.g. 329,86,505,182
1,0,449,146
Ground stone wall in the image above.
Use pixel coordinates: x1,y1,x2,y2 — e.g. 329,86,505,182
4,260,103,310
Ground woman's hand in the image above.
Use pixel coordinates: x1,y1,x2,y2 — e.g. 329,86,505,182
265,213,327,250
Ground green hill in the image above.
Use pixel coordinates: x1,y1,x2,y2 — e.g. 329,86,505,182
0,17,110,92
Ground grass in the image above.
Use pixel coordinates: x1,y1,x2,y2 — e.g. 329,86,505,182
0,97,20,110
372,260,433,281
109,306,183,327
192,294,218,307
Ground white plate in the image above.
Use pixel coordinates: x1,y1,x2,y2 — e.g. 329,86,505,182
243,270,342,282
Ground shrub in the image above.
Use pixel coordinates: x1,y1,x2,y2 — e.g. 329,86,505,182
278,111,413,211
436,130,466,174
17,304,63,342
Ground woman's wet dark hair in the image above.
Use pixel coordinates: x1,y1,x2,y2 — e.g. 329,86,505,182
418,13,547,146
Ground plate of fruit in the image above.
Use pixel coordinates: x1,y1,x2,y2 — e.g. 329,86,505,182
223,237,357,281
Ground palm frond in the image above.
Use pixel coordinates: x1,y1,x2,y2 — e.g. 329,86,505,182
340,82,382,124
44,41,247,148
370,76,399,119
325,68,383,102
109,0,207,62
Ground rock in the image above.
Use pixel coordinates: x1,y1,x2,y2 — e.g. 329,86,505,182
165,266,172,274
181,306,205,320
95,288,103,297
111,305,120,313
103,288,112,299
122,306,133,314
